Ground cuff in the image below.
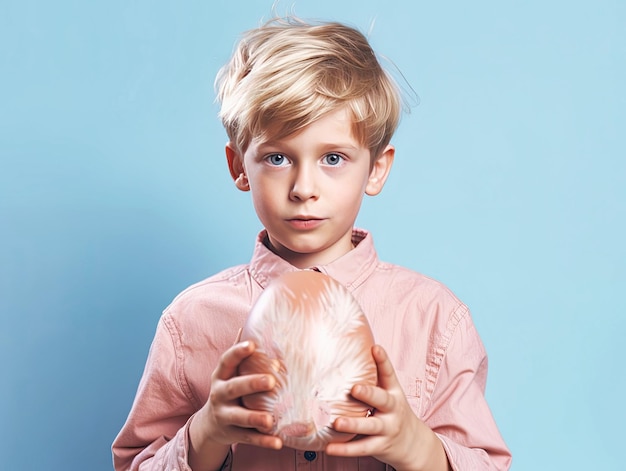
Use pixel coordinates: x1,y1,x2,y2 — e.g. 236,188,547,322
181,414,233,471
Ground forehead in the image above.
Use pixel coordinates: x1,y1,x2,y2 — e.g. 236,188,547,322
250,107,365,149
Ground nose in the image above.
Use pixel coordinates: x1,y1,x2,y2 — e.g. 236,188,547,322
289,165,319,201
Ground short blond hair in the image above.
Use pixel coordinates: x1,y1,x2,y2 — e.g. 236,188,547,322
216,16,402,159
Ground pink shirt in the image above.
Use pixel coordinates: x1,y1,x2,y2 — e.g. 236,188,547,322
112,229,511,470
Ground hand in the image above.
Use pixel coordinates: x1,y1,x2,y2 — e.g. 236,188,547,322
325,345,450,471
188,340,282,471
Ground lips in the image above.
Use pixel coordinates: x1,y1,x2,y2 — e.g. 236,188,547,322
286,217,324,230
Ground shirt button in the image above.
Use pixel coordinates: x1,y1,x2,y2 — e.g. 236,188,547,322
303,451,317,461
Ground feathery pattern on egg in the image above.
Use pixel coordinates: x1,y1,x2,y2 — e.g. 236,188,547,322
238,270,377,450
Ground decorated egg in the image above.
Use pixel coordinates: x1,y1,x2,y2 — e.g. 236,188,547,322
238,270,377,451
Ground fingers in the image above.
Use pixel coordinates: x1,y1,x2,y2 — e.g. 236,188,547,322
331,414,385,437
371,344,400,391
210,402,282,450
345,345,400,415
217,402,275,431
214,372,276,402
206,370,281,450
245,432,283,450
216,340,277,406
196,336,285,453
326,415,388,457
236,429,283,450
214,340,256,381
327,345,421,462
327,344,403,458
326,434,377,456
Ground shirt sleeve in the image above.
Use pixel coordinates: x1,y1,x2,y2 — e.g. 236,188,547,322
423,304,512,470
112,316,201,471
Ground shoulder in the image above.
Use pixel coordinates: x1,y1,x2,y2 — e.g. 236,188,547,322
162,263,253,328
368,261,488,366
147,264,254,405
170,263,250,302
362,260,478,345
372,261,465,310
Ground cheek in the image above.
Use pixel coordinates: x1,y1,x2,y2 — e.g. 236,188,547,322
250,187,280,221
335,171,369,196
333,183,367,213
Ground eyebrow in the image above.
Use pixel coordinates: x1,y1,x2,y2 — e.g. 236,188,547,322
256,141,360,153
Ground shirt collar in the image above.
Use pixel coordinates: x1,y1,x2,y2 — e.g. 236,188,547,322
248,228,379,292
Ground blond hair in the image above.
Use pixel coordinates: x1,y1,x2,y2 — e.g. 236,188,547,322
215,16,402,159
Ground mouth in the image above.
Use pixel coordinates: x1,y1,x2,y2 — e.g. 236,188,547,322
286,217,324,230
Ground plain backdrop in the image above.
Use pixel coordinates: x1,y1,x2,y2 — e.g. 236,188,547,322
1,0,624,469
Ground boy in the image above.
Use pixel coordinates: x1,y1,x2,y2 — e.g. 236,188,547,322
112,16,512,471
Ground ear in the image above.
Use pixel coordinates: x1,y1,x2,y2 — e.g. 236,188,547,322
365,145,395,196
226,142,250,192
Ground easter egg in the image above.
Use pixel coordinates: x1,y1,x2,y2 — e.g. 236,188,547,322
238,270,377,450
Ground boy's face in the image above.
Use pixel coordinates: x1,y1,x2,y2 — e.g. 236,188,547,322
227,107,394,269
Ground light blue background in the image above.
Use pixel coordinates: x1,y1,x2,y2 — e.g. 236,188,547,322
1,0,624,469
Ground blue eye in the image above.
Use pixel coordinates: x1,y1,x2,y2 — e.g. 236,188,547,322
324,153,343,166
267,154,286,166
